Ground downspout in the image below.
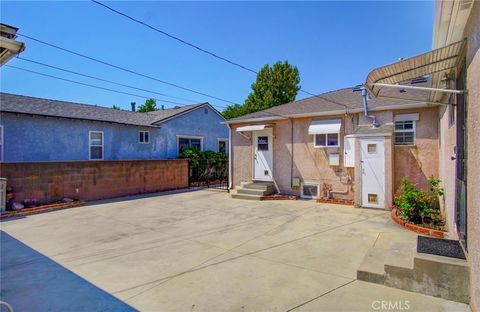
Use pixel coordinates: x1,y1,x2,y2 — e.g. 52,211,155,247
290,118,294,190
362,88,380,128
227,123,232,190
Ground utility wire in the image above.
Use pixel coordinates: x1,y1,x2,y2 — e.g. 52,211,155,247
89,1,354,111
90,0,258,75
17,57,202,105
17,33,241,106
4,65,228,109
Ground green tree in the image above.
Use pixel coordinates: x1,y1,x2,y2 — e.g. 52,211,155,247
137,99,157,112
112,105,121,110
223,61,300,119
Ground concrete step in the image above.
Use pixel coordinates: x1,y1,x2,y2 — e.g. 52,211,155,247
231,193,263,201
240,181,276,193
384,242,415,289
357,245,387,284
236,187,269,196
357,231,470,303
410,252,470,303
357,232,416,285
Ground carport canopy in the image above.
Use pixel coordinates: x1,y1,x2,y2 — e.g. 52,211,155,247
236,124,272,132
308,119,341,135
365,40,465,97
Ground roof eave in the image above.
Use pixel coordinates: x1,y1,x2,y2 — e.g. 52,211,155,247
0,110,160,128
223,101,435,125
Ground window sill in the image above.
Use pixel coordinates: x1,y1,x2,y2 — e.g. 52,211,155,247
313,145,340,148
394,144,416,147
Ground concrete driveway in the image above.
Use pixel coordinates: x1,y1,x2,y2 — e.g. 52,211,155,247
1,190,470,311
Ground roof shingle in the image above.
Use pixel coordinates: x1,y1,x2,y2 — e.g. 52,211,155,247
226,83,431,122
0,93,206,127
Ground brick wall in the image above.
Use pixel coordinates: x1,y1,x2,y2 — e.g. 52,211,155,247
0,160,188,204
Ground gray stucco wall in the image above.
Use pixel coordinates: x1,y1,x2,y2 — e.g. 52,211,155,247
157,105,228,158
0,113,161,162
0,105,228,162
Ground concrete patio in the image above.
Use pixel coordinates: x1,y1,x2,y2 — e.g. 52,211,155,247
0,189,470,311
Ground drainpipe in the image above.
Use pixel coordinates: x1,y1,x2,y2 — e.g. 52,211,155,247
362,88,379,128
290,118,294,189
227,123,232,190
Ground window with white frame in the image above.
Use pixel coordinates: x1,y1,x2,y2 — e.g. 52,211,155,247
314,133,339,147
218,139,227,154
178,136,202,155
301,182,319,199
309,119,341,148
139,131,150,144
89,131,104,160
394,113,418,146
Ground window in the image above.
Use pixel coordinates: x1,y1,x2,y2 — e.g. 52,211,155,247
394,121,415,145
367,144,377,154
178,136,202,155
139,131,150,144
314,133,339,147
89,131,103,160
257,136,269,150
301,182,319,199
218,139,227,154
394,113,418,146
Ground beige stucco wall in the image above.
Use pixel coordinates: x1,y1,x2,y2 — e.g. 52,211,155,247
392,108,440,195
464,2,480,309
231,115,356,199
231,108,438,207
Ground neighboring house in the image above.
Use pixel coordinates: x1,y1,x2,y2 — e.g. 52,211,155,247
225,82,435,209
0,93,228,162
0,23,25,66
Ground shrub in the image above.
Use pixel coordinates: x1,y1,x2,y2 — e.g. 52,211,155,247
179,147,228,182
394,176,444,224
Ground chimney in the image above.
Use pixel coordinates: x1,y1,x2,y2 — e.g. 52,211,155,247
161,105,165,110
131,102,136,112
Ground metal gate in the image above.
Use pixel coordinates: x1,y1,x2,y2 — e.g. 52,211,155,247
188,158,229,191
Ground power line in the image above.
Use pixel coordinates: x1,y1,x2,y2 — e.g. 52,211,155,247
89,1,354,111
90,0,258,75
4,65,226,109
17,57,201,104
17,33,241,106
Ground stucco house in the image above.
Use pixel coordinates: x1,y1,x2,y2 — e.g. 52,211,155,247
0,93,228,162
226,83,434,210
227,0,479,308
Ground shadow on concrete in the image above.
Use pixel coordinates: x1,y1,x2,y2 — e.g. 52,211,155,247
0,231,136,312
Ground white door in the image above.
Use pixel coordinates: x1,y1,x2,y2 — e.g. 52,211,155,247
360,137,385,208
253,129,273,181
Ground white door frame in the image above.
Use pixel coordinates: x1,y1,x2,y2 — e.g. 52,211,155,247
360,136,386,209
252,129,273,181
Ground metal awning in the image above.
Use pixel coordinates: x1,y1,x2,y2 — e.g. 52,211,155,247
236,124,272,132
365,40,465,97
308,119,341,135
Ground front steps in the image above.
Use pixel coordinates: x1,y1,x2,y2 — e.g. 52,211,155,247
231,181,276,200
357,232,470,303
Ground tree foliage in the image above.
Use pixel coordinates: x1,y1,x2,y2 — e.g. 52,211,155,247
223,61,300,119
112,105,121,110
137,99,157,112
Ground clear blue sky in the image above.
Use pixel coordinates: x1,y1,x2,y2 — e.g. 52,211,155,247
0,1,434,111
